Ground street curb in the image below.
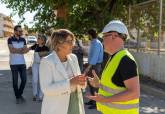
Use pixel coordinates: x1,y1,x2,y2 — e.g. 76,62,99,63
141,83,165,99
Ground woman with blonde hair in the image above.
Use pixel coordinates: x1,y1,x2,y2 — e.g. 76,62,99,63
39,29,86,114
30,34,49,101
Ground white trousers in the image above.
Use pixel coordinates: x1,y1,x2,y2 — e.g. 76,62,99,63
32,63,43,99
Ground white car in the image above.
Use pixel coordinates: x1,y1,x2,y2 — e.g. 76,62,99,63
27,36,37,44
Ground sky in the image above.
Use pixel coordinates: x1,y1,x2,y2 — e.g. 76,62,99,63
0,1,35,28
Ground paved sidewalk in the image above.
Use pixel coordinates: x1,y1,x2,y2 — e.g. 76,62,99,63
1,67,165,114
0,66,101,114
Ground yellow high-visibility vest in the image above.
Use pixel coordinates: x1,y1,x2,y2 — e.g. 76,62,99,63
97,49,139,114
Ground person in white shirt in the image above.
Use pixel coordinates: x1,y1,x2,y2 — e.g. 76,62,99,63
8,25,28,104
39,29,86,114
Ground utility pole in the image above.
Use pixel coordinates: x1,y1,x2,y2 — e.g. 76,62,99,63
158,0,162,55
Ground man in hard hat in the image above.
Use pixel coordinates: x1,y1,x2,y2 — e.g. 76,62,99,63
86,20,140,114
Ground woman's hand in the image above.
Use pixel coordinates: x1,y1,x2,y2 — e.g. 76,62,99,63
70,75,87,86
88,70,100,88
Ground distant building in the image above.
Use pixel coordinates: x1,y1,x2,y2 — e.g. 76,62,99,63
0,13,14,38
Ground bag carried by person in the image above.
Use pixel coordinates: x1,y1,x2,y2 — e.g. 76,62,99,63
67,90,84,114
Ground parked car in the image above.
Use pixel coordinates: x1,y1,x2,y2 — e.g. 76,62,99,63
27,36,37,44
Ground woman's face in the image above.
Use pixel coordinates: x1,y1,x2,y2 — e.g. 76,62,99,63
58,35,75,55
37,37,44,45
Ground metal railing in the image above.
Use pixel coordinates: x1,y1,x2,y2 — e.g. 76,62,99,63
127,0,165,55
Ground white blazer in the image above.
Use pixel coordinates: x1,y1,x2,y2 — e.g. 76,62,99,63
39,51,85,114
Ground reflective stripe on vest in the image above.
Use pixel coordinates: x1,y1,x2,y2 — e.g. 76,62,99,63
100,84,122,94
100,84,139,109
100,102,139,110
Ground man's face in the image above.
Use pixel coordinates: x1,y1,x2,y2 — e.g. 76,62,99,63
103,31,121,53
15,27,23,36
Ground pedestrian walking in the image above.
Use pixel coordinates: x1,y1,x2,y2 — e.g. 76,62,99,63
86,20,140,114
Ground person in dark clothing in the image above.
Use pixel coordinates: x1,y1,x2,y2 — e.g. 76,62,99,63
84,28,103,109
101,51,110,70
72,39,84,72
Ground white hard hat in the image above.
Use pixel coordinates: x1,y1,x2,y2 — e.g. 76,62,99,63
102,20,130,39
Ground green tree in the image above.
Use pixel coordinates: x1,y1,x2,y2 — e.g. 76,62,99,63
1,0,147,35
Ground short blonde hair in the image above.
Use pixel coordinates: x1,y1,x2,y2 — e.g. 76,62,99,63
50,29,75,50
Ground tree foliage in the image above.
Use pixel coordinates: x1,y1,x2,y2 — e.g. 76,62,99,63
129,0,164,41
2,0,150,35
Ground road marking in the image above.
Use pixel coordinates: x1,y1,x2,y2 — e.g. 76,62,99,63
0,73,3,76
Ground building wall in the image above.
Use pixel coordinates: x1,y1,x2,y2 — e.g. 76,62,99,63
131,51,165,83
0,13,14,38
0,15,4,37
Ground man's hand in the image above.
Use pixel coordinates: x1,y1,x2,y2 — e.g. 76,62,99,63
86,92,108,103
20,46,29,53
88,70,100,88
8,45,23,54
